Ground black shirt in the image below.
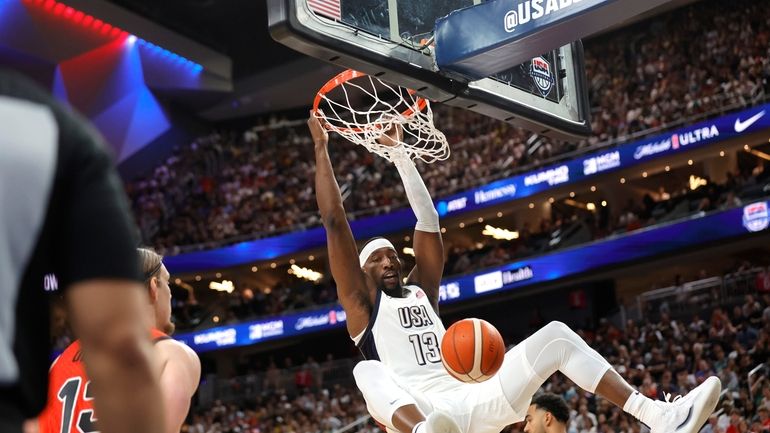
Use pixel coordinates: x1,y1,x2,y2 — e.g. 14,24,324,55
0,69,141,426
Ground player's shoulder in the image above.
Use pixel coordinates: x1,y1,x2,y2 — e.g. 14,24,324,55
57,340,83,364
156,338,200,366
404,284,427,298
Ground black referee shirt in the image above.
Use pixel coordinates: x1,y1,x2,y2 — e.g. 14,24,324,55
0,69,142,425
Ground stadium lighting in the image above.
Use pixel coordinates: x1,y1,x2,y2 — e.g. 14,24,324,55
689,175,707,191
251,266,258,272
620,178,626,184
402,247,415,256
290,264,323,282
590,186,597,192
482,225,519,240
209,280,234,293
586,203,596,211
528,203,535,209
601,200,607,207
23,0,203,72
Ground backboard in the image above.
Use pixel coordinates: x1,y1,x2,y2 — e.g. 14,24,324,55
268,0,592,139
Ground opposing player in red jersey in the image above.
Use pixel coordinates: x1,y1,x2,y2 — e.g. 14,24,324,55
38,248,200,433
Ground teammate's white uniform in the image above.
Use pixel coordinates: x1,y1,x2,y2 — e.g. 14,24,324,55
352,285,529,433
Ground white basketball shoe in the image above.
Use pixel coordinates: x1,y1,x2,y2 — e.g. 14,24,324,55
425,411,462,433
650,376,721,433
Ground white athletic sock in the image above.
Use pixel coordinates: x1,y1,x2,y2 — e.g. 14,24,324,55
412,421,426,433
623,391,662,427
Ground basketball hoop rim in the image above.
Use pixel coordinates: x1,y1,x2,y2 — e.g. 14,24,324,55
312,69,428,133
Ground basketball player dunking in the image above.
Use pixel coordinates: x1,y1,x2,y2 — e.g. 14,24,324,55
308,111,722,433
37,249,200,433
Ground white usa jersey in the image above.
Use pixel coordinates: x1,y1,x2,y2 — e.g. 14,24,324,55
352,285,457,394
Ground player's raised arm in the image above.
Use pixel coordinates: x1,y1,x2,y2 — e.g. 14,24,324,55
308,111,372,337
379,125,444,310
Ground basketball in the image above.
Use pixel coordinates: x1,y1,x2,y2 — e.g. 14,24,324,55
440,318,505,383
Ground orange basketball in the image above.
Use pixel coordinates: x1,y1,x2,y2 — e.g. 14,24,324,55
441,318,505,383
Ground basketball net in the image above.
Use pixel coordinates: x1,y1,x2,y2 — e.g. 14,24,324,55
313,70,450,164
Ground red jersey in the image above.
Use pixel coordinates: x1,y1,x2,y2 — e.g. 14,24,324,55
38,329,169,433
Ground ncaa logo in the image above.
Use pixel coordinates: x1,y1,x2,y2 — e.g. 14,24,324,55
742,202,769,232
504,10,518,32
530,57,554,97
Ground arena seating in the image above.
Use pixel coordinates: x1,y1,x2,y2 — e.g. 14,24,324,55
126,0,770,253
181,292,770,433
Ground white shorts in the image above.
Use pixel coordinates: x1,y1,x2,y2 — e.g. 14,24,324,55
380,343,535,433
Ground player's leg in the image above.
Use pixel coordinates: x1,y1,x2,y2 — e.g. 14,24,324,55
353,359,425,432
497,321,720,433
353,360,459,433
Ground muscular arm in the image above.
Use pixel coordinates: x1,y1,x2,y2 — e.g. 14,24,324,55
156,340,200,433
309,112,372,337
381,126,444,309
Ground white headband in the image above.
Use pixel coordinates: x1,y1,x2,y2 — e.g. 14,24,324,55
359,238,396,267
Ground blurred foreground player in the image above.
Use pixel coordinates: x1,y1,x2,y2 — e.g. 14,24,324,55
38,248,201,433
308,112,722,433
0,69,164,433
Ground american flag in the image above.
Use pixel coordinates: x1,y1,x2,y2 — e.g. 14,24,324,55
307,0,341,20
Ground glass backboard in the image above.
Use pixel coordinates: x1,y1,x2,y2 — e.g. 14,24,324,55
268,0,591,139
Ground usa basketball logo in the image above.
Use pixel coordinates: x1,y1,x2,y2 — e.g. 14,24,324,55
742,202,769,232
530,57,554,97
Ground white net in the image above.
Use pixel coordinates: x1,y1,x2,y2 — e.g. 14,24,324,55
314,70,450,164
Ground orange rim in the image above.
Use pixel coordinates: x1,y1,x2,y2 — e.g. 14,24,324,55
312,69,427,132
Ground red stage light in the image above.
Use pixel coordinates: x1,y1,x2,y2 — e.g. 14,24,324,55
53,3,65,15
82,15,93,26
109,27,120,37
92,19,103,30
64,6,73,17
43,0,55,10
72,11,84,23
100,24,112,35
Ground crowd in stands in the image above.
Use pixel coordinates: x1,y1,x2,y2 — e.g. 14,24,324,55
126,0,770,253
164,157,770,332
179,291,770,433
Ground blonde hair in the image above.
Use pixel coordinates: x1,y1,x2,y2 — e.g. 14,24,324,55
137,247,163,283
